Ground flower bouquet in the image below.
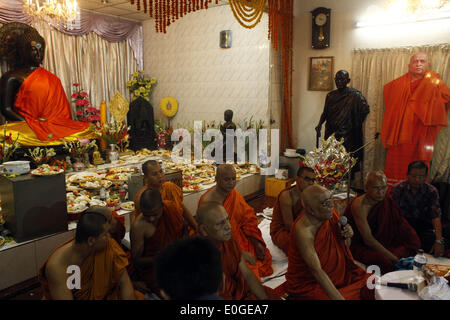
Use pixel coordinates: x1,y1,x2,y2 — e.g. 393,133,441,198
25,147,56,166
71,83,100,123
93,121,130,153
51,159,72,171
0,122,20,164
300,134,356,191
63,138,97,160
126,70,157,102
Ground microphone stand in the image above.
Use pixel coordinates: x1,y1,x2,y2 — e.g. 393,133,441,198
346,133,380,206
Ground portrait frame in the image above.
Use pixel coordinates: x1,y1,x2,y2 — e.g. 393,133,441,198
308,56,334,91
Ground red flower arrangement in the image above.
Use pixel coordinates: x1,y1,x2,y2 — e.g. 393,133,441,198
71,83,100,123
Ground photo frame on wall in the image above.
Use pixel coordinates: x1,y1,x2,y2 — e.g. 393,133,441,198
308,56,334,91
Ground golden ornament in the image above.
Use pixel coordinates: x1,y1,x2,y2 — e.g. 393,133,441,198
109,91,129,123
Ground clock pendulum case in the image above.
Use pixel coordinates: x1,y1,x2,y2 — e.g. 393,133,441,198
311,7,331,49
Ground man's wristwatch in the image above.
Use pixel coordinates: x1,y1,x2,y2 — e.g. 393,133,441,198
435,239,444,245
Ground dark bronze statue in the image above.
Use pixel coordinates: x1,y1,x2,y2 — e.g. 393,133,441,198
0,22,45,122
315,70,370,172
217,109,237,162
127,97,157,151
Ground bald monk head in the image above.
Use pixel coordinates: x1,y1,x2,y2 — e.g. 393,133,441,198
142,160,165,189
215,164,236,194
88,205,117,235
197,203,232,243
140,188,164,224
364,171,388,203
408,52,429,80
75,210,110,252
301,185,334,221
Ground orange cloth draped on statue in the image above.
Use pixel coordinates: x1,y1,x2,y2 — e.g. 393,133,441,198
286,209,371,300
218,236,280,300
270,186,303,255
135,200,184,294
199,188,273,279
344,196,420,274
133,182,183,220
38,237,144,300
381,71,450,186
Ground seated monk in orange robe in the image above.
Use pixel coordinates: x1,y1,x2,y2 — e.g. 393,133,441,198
196,203,280,300
270,165,316,255
286,185,374,300
0,23,93,146
381,52,450,186
38,210,143,300
133,160,198,233
130,188,185,296
344,171,420,274
198,164,273,279
91,205,125,246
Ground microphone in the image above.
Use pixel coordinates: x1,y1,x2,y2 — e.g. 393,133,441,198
379,282,418,292
340,216,348,230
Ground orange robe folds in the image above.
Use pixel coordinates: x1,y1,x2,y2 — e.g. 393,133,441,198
199,188,273,279
218,236,280,300
381,71,450,186
286,209,372,300
38,238,131,300
345,196,420,274
136,200,184,294
14,67,90,141
270,187,303,255
133,181,183,220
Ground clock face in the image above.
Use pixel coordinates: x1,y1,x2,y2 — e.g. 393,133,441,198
315,13,327,26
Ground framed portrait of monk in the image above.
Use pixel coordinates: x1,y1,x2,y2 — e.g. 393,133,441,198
308,56,334,91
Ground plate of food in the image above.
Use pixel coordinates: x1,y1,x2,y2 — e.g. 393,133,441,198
0,236,5,247
80,181,102,190
121,201,135,211
182,184,201,193
67,203,88,214
31,165,64,176
89,199,107,207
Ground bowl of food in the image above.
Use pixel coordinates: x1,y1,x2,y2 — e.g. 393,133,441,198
2,161,30,175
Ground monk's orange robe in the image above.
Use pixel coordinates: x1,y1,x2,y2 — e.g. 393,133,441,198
270,186,303,255
133,181,183,220
345,196,420,274
199,188,273,279
218,236,280,300
38,237,144,300
136,200,184,294
14,67,90,141
381,71,450,186
286,209,372,300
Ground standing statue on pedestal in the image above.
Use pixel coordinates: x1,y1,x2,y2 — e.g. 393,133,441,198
0,22,92,146
315,70,370,173
219,109,237,162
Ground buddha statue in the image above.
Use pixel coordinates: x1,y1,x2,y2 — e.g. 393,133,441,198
0,22,94,147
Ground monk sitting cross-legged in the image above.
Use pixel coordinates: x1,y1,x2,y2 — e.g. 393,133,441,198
286,185,374,300
344,171,420,274
38,209,141,300
196,203,280,300
134,160,198,233
270,165,316,255
198,164,273,279
130,188,185,297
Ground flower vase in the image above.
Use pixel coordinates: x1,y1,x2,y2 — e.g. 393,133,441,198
107,144,119,163
72,157,85,172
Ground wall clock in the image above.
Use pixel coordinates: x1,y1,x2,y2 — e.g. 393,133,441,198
311,7,331,49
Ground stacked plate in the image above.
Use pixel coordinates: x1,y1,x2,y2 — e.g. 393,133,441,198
283,149,298,157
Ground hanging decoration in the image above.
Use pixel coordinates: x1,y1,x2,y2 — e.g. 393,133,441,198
228,0,267,29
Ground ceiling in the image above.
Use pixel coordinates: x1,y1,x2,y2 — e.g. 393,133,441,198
77,0,228,22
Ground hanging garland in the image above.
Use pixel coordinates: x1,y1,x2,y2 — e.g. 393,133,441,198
228,0,267,29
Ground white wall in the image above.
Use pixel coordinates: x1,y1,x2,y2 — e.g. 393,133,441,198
142,5,270,130
292,0,450,153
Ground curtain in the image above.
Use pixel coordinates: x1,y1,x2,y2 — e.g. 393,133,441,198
351,44,449,183
0,20,138,120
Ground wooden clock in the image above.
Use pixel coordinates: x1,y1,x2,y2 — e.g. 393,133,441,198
311,7,331,49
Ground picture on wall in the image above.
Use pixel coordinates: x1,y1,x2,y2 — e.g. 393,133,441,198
308,56,334,91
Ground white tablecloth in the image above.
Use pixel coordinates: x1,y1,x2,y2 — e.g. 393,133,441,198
375,270,421,300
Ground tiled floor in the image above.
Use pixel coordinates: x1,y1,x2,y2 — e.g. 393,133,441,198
0,194,273,300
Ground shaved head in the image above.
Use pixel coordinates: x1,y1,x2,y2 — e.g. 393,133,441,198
364,171,388,202
302,184,329,208
215,164,236,193
365,170,387,189
216,164,235,178
301,184,334,221
408,52,429,79
197,203,231,242
196,202,223,225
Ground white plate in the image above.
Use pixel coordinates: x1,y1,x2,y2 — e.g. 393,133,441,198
283,152,299,158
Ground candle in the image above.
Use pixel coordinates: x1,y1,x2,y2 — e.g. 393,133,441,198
100,100,107,151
